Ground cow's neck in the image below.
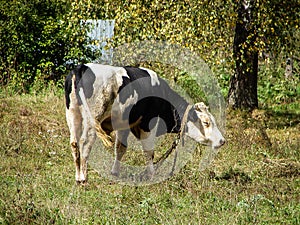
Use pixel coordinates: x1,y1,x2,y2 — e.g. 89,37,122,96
180,104,193,134
171,100,190,133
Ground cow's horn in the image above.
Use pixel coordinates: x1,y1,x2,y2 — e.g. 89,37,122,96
194,102,208,112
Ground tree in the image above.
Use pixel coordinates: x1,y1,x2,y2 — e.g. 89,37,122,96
227,0,300,110
227,0,258,110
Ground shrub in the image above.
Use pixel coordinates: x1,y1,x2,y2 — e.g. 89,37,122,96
0,0,96,92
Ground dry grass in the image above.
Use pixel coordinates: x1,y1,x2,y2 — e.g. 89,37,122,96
0,88,299,224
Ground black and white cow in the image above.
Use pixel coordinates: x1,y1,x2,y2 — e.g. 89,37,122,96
65,63,225,184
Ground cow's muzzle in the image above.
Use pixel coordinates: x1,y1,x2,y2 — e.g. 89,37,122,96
213,139,226,149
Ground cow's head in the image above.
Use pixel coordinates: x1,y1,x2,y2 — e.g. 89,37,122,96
186,102,225,149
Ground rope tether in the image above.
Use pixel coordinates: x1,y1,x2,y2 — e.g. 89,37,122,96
154,104,193,175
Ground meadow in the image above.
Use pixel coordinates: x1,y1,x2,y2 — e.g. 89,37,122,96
0,85,299,224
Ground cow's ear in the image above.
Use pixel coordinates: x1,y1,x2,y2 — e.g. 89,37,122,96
194,102,208,112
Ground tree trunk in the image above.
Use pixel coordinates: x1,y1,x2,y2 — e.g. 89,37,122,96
228,0,258,110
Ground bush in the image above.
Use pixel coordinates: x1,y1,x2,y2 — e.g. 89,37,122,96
0,0,97,92
258,59,300,106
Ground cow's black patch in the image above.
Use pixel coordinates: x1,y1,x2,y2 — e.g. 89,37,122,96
65,64,88,109
75,67,96,105
64,64,96,109
118,66,191,138
117,67,151,104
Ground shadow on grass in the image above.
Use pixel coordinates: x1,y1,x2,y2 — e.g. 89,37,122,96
264,109,300,129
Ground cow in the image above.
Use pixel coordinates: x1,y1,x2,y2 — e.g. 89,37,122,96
65,63,225,184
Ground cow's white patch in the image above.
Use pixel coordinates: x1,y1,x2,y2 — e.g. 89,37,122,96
119,89,138,113
209,117,225,149
121,90,139,110
79,88,95,127
140,67,160,86
111,90,139,130
186,121,208,143
86,64,124,93
140,117,160,151
117,67,130,79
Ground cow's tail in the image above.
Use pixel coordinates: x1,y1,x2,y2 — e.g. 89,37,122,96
95,124,114,147
78,87,114,147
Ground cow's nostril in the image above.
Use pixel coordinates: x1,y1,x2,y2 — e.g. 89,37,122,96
220,139,226,146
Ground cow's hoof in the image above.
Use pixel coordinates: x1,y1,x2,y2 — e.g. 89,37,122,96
111,171,120,177
111,162,120,177
76,180,88,186
140,168,155,181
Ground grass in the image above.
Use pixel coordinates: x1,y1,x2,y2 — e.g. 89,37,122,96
0,87,299,224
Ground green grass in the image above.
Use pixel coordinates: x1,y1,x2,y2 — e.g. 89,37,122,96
0,88,299,224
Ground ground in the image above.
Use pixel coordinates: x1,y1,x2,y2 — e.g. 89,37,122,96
0,88,299,224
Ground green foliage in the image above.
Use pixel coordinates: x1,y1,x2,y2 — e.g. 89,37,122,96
101,0,299,107
0,0,299,107
0,0,98,92
176,72,207,102
108,0,236,66
258,59,300,105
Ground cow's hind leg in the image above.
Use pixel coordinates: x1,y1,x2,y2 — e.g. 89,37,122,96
111,129,130,177
66,107,82,184
71,142,81,184
79,123,96,184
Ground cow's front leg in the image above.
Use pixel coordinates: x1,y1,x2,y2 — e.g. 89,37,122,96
111,129,130,177
143,150,155,176
140,128,157,178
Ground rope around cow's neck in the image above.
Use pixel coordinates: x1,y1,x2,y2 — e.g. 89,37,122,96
154,104,193,175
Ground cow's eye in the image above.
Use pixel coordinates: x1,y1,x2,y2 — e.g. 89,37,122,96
203,121,210,127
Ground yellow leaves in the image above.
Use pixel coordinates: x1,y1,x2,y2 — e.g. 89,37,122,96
268,19,273,24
